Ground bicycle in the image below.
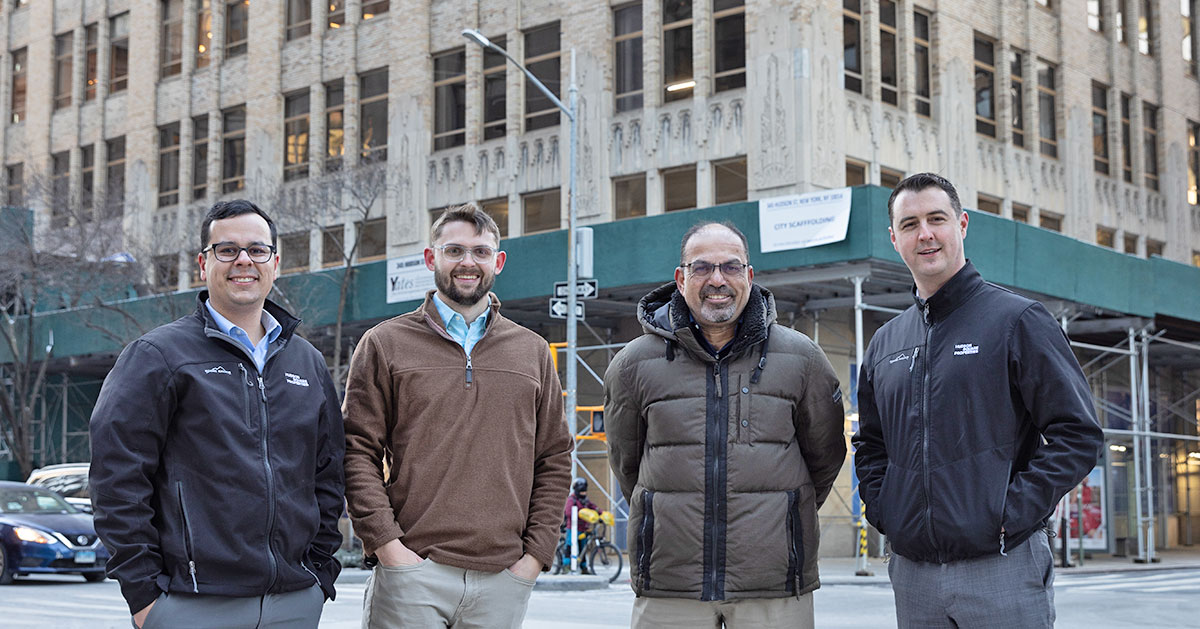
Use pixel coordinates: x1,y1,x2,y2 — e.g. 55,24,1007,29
551,509,624,583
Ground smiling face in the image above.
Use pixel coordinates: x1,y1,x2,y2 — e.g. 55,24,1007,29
674,224,754,330
424,219,506,308
198,212,279,319
889,186,969,299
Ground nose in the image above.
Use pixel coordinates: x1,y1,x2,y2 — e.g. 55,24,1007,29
233,248,254,264
916,220,935,241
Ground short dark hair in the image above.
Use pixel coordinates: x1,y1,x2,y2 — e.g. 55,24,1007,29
430,202,502,245
887,172,963,224
199,200,278,251
679,221,750,265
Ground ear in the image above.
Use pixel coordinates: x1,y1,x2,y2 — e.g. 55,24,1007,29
197,252,208,281
746,265,754,284
959,210,969,238
424,247,436,271
889,226,898,253
674,265,686,293
493,250,506,274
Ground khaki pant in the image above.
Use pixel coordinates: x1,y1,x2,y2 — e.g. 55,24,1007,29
632,593,814,629
362,558,535,629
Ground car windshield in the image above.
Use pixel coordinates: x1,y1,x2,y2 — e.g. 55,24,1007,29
0,488,77,514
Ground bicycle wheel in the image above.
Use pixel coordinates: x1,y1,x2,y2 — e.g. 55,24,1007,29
587,542,624,583
551,546,564,575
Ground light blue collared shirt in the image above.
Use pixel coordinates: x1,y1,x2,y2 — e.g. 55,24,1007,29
205,300,282,373
432,293,490,356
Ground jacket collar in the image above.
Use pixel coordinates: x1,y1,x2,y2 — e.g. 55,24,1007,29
638,282,776,360
418,290,501,335
193,291,302,340
912,260,985,323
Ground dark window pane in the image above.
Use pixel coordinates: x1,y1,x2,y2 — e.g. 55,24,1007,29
614,174,646,219
663,166,697,211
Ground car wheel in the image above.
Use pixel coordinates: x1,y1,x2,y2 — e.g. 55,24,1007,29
0,546,13,585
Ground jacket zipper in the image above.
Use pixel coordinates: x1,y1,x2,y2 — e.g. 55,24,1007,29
786,490,799,592
709,361,723,600
920,307,939,561
465,354,473,386
301,560,320,587
999,460,1013,556
638,489,655,590
423,311,483,388
176,482,199,593
258,375,279,589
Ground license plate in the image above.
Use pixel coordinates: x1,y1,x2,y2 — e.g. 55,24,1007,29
74,551,96,564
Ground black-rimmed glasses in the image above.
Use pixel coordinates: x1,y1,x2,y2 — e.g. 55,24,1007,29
202,242,277,263
681,261,748,278
433,244,497,262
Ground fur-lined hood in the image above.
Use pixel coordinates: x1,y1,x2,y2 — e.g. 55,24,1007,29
635,281,778,361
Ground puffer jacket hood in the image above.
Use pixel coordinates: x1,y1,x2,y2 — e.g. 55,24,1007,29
636,281,777,363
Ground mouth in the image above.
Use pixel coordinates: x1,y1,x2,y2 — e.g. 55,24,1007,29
453,272,481,283
701,293,733,305
228,276,258,285
917,246,941,257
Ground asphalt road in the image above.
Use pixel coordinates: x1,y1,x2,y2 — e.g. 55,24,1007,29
2,569,1197,627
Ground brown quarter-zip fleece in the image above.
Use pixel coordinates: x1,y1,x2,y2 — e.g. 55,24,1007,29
342,291,573,571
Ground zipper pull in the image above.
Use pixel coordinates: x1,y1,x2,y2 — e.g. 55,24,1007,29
999,530,1007,557
188,560,198,592
923,303,931,324
257,376,266,401
465,355,473,385
910,347,919,372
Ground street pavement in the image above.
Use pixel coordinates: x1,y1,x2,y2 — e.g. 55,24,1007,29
3,553,1198,627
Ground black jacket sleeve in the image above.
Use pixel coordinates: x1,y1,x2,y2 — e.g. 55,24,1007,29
851,354,888,534
88,340,174,614
308,363,346,600
1003,303,1105,541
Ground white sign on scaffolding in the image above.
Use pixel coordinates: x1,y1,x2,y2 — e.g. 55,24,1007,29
758,187,853,253
386,254,435,304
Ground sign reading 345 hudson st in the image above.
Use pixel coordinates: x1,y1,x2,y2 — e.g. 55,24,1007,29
758,187,852,253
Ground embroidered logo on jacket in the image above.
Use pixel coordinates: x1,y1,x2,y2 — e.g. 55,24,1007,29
888,353,911,364
285,372,309,387
953,343,980,356
204,366,232,375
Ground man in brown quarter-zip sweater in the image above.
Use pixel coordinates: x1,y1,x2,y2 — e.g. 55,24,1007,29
342,203,573,628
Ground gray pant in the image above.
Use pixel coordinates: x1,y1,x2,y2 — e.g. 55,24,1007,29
138,583,324,629
631,593,814,629
361,558,535,629
888,529,1055,629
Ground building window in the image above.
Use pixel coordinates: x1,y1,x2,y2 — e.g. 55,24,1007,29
880,167,904,189
54,33,73,110
614,4,644,112
1037,59,1057,158
1093,83,1110,175
84,24,98,100
977,195,1001,215
1010,50,1025,148
328,0,345,28
105,137,125,217
1088,0,1104,31
158,123,181,207
1184,0,1197,74
1012,202,1030,223
1143,102,1158,190
1039,211,1062,232
81,145,94,212
613,174,646,219
286,0,310,40
1096,226,1116,248
6,163,23,207
161,0,184,78
879,0,898,105
1193,250,1200,267
1036,0,1051,7
525,23,562,129
1118,0,1128,42
193,115,209,200
433,49,466,150
10,48,26,123
1188,121,1199,205
359,68,388,162
362,0,387,19
481,197,509,237
1138,0,1153,55
483,37,507,139
322,225,344,267
1121,93,1133,182
110,14,130,92
50,152,69,227
1146,239,1163,257
713,0,745,92
222,106,246,193
283,92,310,181
663,164,697,212
714,157,747,204
280,231,310,274
196,0,212,68
914,9,932,117
356,217,386,261
974,35,996,137
325,80,344,170
153,255,179,293
662,1,693,101
844,0,863,93
845,159,867,186
523,188,561,233
226,0,248,58
12,0,27,9
1123,232,1139,254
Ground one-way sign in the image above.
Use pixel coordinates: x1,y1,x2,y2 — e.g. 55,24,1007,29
549,298,585,320
554,279,598,300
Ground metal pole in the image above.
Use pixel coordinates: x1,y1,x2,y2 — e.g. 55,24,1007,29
1129,329,1146,562
1141,330,1156,561
566,49,579,484
852,276,872,575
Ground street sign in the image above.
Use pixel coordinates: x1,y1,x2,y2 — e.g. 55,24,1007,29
549,298,585,320
554,279,599,300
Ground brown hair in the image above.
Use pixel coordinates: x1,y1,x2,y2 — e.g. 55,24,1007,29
430,203,502,245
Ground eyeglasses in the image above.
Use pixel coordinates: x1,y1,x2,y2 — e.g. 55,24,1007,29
682,261,749,278
433,244,497,262
202,242,277,263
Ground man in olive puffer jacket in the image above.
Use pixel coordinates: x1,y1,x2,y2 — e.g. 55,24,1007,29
605,221,847,628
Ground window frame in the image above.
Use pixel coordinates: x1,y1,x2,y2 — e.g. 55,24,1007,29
433,49,467,150
662,1,694,102
193,115,209,200
10,48,26,123
973,34,997,138
285,0,311,41
1188,120,1199,206
614,3,644,112
1036,59,1058,158
325,80,345,170
225,0,249,59
158,122,181,207
359,68,389,162
524,23,562,129
843,0,863,94
110,13,130,92
1092,82,1110,176
53,32,74,110
161,0,184,78
879,0,899,106
1143,101,1159,190
1010,49,1026,148
196,0,213,68
84,24,99,101
221,106,247,193
712,0,746,93
522,188,562,234
104,136,126,218
284,90,311,181
913,9,932,117
613,173,647,220
662,163,698,212
482,36,507,139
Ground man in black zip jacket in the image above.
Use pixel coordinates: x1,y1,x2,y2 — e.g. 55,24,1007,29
89,201,345,629
853,173,1103,628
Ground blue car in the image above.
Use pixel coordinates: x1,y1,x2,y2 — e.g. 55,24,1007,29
0,481,109,583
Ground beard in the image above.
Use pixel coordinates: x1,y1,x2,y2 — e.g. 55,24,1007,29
697,287,737,323
434,266,494,307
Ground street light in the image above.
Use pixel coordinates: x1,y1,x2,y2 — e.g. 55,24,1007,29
461,26,582,506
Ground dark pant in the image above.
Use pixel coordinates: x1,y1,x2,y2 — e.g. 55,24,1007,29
138,583,324,629
888,529,1055,629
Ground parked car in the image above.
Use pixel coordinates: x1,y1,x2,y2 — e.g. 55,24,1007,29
26,463,91,514
0,481,109,583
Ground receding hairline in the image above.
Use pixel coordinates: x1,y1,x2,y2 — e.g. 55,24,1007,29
680,223,750,263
